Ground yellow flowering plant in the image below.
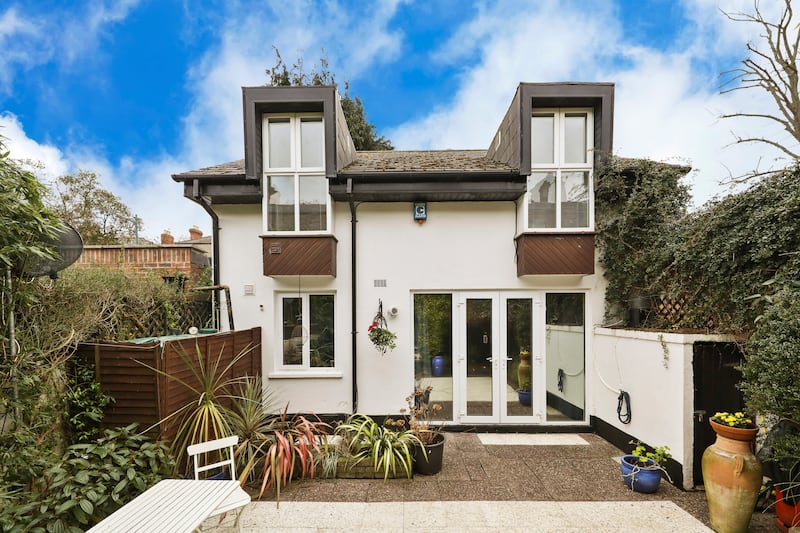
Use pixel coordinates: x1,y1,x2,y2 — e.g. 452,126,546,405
710,411,754,428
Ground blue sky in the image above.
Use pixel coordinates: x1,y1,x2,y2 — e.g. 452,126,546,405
0,0,791,240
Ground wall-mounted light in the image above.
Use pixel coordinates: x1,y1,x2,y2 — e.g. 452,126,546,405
414,201,427,224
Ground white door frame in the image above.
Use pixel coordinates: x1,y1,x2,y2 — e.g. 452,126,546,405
456,291,546,424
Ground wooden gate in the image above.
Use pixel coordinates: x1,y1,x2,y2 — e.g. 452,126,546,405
692,341,745,486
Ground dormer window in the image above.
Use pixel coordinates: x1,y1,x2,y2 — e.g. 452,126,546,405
263,113,329,233
527,108,593,231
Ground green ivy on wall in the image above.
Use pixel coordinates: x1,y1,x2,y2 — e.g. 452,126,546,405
596,159,800,334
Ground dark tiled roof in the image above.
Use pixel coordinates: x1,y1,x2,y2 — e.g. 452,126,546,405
173,160,245,179
340,150,517,174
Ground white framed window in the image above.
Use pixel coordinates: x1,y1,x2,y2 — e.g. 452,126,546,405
527,108,594,231
278,292,335,370
262,113,329,233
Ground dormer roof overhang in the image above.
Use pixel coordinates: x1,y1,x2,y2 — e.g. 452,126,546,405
486,82,615,175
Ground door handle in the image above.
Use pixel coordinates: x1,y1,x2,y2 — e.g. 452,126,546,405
484,356,494,362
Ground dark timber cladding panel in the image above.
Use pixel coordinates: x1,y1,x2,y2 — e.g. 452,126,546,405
516,233,595,275
262,235,337,276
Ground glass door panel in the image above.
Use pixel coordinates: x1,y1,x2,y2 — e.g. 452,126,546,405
465,298,495,417
413,294,454,421
545,293,586,422
505,298,534,417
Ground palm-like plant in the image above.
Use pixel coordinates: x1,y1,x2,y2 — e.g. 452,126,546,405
238,405,330,503
227,375,274,483
138,342,256,470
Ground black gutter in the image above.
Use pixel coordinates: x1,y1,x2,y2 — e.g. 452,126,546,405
348,178,358,413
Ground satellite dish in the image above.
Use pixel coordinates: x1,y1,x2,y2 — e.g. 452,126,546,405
24,223,84,279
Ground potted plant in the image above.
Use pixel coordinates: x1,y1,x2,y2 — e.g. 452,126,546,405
367,301,396,355
404,387,445,475
702,411,762,533
620,440,671,493
368,322,397,355
237,404,330,503
517,376,532,406
334,413,421,480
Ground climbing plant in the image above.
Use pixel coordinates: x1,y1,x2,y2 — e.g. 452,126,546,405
595,157,691,326
596,159,800,334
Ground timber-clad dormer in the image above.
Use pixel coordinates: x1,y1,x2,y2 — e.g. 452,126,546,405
487,82,614,276
172,82,615,278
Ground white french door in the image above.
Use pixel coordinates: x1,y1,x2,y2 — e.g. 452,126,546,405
456,292,545,424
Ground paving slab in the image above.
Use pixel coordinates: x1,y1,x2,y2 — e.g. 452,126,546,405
204,431,777,532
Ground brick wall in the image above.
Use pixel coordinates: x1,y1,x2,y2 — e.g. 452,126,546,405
74,245,210,285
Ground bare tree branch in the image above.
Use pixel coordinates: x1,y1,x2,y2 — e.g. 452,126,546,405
720,0,800,171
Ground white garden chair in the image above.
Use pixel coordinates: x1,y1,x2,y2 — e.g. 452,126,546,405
186,435,250,530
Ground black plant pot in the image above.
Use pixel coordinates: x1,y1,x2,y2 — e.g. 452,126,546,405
413,433,445,475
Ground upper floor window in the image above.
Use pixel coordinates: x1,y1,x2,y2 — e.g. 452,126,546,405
263,113,329,233
527,109,593,231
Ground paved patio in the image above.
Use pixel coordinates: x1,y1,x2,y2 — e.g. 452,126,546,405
207,432,777,532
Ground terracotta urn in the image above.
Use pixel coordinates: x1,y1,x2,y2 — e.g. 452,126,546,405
702,419,762,533
517,352,532,389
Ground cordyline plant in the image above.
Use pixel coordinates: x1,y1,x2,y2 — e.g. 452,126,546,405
238,405,330,504
137,341,257,470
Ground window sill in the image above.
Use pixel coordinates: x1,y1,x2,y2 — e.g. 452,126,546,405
267,370,343,379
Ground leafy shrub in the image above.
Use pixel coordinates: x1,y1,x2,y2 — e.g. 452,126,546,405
64,359,114,443
0,424,174,531
597,159,800,333
595,158,690,326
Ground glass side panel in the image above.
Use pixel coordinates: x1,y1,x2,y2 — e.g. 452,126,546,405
466,298,493,416
564,113,587,164
560,171,590,228
309,295,334,368
545,293,585,422
268,119,291,168
528,172,556,228
298,175,327,231
282,297,303,365
413,294,453,421
506,299,533,417
531,114,554,164
300,118,324,168
266,175,295,231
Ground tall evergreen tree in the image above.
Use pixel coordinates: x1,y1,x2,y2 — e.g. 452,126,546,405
266,48,393,151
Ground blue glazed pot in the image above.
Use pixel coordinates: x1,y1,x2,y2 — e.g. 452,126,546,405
431,355,445,377
517,389,531,406
620,455,663,493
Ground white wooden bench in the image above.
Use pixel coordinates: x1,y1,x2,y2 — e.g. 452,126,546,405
87,478,242,532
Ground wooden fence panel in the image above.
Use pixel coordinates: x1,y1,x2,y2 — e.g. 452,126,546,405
78,327,262,443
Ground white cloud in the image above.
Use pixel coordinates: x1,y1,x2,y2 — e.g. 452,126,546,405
387,0,790,207
1,0,407,240
179,0,406,167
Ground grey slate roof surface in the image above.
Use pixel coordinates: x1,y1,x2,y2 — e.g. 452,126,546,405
173,160,245,179
340,149,517,174
174,150,518,179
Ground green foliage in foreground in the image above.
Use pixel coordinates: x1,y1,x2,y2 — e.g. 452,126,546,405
0,424,174,531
